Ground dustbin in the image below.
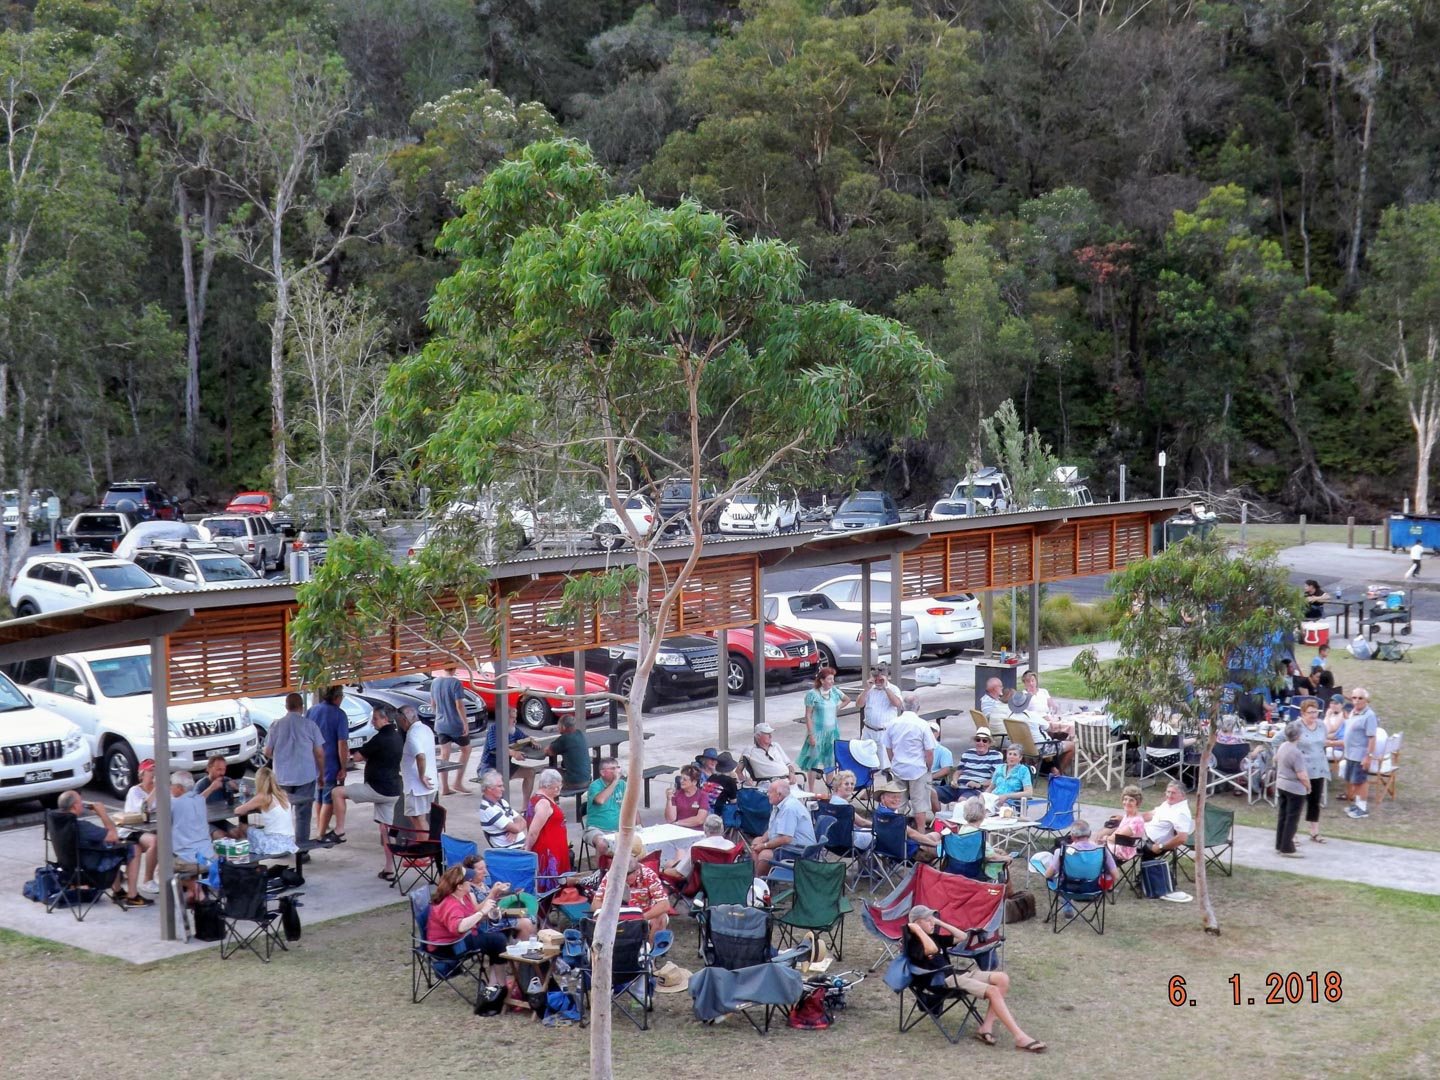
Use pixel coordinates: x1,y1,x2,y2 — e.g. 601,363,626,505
973,663,1017,710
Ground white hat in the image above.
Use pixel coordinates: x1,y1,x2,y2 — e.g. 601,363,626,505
850,741,881,768
754,723,775,735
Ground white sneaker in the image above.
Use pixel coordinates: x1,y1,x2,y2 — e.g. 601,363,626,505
139,878,160,895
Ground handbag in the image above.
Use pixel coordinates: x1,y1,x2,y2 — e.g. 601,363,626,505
192,899,226,941
1140,859,1173,899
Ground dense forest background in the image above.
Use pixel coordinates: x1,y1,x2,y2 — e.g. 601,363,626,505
3,0,1438,520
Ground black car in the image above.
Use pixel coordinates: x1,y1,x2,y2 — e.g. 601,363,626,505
350,675,485,735
655,480,721,535
101,479,180,521
555,635,720,712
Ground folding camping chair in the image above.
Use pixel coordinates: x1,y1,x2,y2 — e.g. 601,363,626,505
383,803,447,893
728,787,772,844
1019,775,1080,864
43,810,125,922
1370,733,1404,807
698,859,758,911
1044,844,1107,935
887,940,987,1044
775,858,851,959
1205,741,1252,799
669,841,744,916
218,861,292,961
576,916,671,1031
868,808,920,893
938,828,987,881
833,741,877,808
693,903,805,1034
1175,803,1234,879
1003,717,1065,774
407,888,485,1009
1074,718,1126,791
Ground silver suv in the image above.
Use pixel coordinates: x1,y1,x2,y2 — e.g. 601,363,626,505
133,543,263,590
199,514,285,570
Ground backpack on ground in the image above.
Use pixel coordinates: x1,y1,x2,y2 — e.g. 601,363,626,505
1005,889,1037,923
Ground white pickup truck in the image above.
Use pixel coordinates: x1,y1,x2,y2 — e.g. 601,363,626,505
4,646,259,799
0,669,93,807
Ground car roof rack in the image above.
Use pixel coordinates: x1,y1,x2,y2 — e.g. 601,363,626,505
137,539,227,553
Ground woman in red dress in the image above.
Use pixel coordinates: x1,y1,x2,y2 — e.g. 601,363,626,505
525,768,572,888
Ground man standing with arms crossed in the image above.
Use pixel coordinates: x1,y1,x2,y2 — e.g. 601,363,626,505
431,665,472,795
398,704,438,832
265,692,324,857
1342,688,1379,819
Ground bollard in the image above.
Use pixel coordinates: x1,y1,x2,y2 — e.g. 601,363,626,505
1299,514,1306,545
1370,526,1377,549
1347,516,1355,549
1240,504,1247,546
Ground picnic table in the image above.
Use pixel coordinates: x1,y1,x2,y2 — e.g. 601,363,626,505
602,822,703,863
521,727,654,774
1321,597,1362,639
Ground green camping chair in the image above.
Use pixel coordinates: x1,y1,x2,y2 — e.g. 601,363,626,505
1176,803,1234,879
775,858,851,960
697,859,756,912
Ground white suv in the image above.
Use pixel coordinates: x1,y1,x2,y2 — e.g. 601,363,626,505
812,571,984,655
7,553,161,616
199,514,285,570
0,670,93,806
4,647,259,798
132,544,263,591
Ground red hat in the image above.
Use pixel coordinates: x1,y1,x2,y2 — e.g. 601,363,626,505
138,759,156,772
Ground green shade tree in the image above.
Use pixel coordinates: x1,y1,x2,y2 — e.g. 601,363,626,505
1074,534,1303,933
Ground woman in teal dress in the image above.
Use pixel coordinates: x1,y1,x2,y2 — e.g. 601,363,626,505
799,667,851,789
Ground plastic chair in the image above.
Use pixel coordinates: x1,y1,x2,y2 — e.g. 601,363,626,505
1044,844,1107,935
775,858,851,959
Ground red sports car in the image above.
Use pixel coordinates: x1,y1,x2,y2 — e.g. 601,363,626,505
225,491,275,515
447,657,613,730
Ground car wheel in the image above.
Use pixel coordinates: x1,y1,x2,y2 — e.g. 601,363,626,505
249,727,268,771
103,742,138,799
519,696,555,730
613,668,657,712
816,643,838,671
593,523,623,551
726,653,753,694
15,600,39,617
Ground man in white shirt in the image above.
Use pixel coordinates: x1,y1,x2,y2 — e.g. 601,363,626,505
398,705,437,830
978,677,1008,720
740,724,802,785
662,814,738,881
880,710,936,827
1406,540,1424,579
1006,691,1075,774
1138,782,1193,854
857,664,902,768
476,768,525,849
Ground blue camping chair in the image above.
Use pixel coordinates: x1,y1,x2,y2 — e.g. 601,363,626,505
1021,775,1080,862
441,835,478,871
1044,844,1107,935
869,809,919,893
729,787,772,843
814,800,857,858
833,740,876,803
938,829,986,881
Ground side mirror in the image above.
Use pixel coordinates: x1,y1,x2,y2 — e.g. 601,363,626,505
181,572,196,581
74,583,91,596
71,685,91,702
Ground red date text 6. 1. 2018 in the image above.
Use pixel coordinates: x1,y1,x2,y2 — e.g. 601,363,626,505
1167,972,1342,1007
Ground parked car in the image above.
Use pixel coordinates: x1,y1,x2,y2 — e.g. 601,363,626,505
54,510,143,554
549,636,722,712
278,487,388,530
3,647,259,798
452,658,612,730
700,623,819,693
199,514,286,571
100,479,180,521
929,497,978,521
7,553,161,616
241,691,376,771
132,544,264,591
347,676,485,736
0,668,93,807
3,488,55,544
812,571,984,655
718,492,802,536
1027,466,1095,509
656,479,721,534
589,493,656,551
225,491,275,516
762,591,921,671
828,491,901,531
950,467,1012,513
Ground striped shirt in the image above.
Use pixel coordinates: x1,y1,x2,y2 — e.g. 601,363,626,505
957,748,1004,789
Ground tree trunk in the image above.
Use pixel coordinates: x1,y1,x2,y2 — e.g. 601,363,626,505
1193,726,1219,934
270,270,290,497
177,181,218,462
1344,25,1379,288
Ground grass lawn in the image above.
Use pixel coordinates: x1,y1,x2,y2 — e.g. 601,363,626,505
1217,522,1376,549
1,867,1434,1078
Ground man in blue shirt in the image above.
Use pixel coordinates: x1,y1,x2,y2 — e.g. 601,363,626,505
265,692,324,849
749,778,816,875
169,771,219,903
309,686,350,843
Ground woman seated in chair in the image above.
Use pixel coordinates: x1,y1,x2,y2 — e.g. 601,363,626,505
984,745,1033,809
426,864,531,965
904,904,1046,1053
1095,786,1146,864
941,797,1015,886
825,771,873,850
234,767,296,858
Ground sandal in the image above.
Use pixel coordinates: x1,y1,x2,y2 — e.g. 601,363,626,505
973,1031,996,1046
1017,1040,1048,1054
1310,835,1327,844
377,870,395,881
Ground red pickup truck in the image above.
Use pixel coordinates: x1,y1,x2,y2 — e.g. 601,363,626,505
705,623,820,693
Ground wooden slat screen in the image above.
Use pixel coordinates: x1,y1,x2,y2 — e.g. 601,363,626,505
946,536,991,592
1077,523,1114,575
1038,529,1077,580
990,531,1033,588
902,541,947,599
506,577,581,654
1115,518,1150,566
168,608,291,704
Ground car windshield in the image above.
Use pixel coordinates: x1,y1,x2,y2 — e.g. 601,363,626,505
0,673,31,712
2,491,17,508
90,564,157,591
232,494,267,506
198,558,259,582
731,495,760,507
508,655,547,668
662,483,692,499
840,498,885,514
89,655,152,697
935,501,971,515
204,519,245,537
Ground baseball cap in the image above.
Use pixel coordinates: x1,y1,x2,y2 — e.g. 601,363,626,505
927,719,941,735
754,723,775,735
909,904,938,920
973,727,992,740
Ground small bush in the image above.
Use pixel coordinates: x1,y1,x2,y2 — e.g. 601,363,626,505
987,588,1119,647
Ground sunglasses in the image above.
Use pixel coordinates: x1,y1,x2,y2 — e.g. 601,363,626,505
975,737,991,743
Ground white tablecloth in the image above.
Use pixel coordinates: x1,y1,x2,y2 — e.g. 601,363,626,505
604,823,704,864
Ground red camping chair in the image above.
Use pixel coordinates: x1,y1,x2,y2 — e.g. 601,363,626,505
863,865,1006,974
668,842,745,915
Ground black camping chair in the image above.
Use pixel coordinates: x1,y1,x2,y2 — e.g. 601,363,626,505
219,861,291,962
695,903,806,1034
576,916,671,1031
889,927,986,1044
384,802,447,893
407,888,486,1009
44,810,126,921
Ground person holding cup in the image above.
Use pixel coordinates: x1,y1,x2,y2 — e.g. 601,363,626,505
426,864,523,964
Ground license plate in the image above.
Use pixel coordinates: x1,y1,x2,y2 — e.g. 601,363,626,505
957,619,975,629
24,769,53,783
